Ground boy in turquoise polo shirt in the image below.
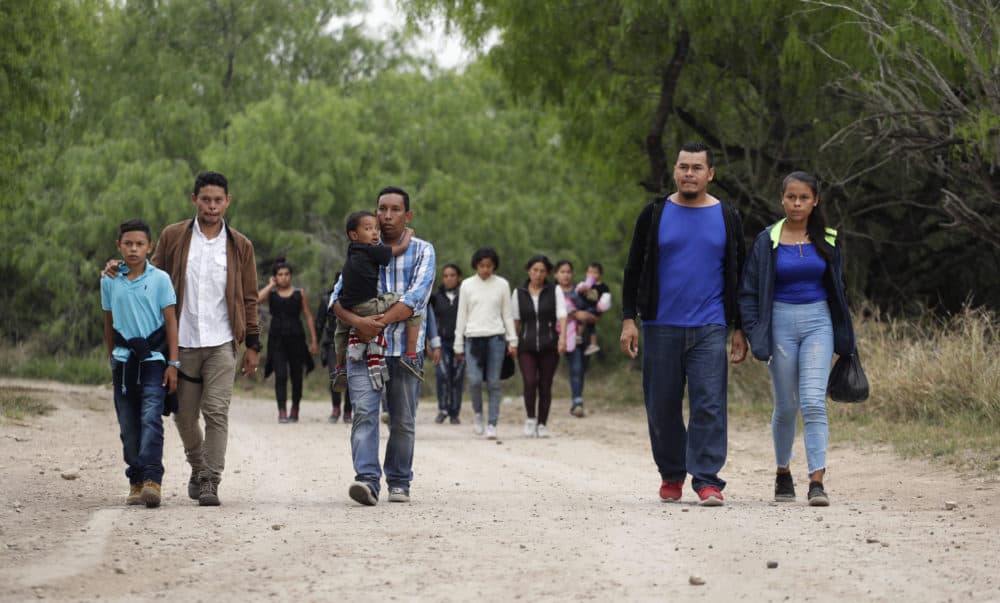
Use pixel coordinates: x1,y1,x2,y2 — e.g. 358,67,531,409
101,219,179,508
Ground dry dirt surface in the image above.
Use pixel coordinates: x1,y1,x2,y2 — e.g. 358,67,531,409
1,377,998,603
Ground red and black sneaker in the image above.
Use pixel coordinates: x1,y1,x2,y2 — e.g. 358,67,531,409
659,480,684,502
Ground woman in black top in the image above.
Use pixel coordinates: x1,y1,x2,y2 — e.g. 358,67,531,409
429,264,464,424
512,255,566,438
258,260,318,423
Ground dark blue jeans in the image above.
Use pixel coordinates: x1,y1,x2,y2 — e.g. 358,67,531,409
435,345,464,418
112,360,166,484
641,324,728,492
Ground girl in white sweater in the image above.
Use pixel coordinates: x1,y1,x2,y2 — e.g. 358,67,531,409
454,247,518,439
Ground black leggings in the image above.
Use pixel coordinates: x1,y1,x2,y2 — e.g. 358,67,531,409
270,333,305,408
518,348,560,425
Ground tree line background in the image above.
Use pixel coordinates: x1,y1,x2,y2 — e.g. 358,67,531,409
2,0,997,355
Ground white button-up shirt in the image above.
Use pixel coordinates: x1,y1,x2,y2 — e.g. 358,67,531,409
178,218,233,348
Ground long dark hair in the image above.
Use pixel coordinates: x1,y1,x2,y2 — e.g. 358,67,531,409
782,171,832,261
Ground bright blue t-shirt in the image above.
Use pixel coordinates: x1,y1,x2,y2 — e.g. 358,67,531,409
100,261,177,363
645,201,727,327
774,243,828,304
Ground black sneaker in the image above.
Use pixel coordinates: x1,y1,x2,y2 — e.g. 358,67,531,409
449,415,461,424
400,355,424,381
807,480,830,506
349,481,378,506
434,412,448,424
774,471,796,502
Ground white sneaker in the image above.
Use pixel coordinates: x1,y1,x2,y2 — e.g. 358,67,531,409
524,418,537,437
584,343,600,356
486,424,497,439
473,413,485,435
535,423,550,438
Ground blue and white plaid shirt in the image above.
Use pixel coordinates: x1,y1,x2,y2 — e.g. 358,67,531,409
330,236,436,357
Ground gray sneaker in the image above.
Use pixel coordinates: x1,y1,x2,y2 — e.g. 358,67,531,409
198,478,220,507
387,486,410,503
349,481,378,506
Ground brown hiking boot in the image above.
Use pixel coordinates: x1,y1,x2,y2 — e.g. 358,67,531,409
140,480,161,508
127,483,143,505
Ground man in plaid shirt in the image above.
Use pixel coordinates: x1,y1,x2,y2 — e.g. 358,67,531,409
331,186,436,506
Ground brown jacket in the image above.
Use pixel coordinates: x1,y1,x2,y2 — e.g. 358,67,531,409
152,219,261,349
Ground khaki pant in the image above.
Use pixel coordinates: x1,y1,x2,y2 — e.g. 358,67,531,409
175,342,237,484
334,292,422,359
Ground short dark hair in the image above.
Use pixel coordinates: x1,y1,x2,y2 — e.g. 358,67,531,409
193,171,229,195
587,261,603,274
345,210,376,235
118,219,151,241
376,186,410,211
678,142,714,168
442,263,462,276
524,254,553,273
271,258,293,276
471,247,500,271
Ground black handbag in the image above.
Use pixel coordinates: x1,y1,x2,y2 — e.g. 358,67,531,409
827,352,869,403
500,354,516,380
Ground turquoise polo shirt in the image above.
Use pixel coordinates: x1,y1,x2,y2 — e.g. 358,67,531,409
100,261,177,363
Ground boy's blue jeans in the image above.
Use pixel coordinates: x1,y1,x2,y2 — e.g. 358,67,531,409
768,301,834,474
112,360,166,484
641,324,729,492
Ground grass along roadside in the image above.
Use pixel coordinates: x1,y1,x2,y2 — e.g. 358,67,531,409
0,387,56,420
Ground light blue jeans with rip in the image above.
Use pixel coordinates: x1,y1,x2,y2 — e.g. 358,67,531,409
768,301,834,474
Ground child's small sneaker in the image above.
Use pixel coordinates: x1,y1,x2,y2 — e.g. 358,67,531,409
584,343,601,356
331,366,348,393
400,354,424,381
381,411,390,425
127,483,143,505
140,480,161,508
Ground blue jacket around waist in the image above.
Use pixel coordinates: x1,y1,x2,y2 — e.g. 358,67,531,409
738,219,856,361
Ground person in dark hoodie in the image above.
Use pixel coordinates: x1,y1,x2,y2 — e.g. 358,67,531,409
738,171,856,507
428,263,464,424
101,219,179,509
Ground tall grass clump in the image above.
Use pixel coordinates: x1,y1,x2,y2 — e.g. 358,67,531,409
860,304,1000,425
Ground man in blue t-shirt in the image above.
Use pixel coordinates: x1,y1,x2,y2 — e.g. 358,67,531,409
620,142,747,507
101,219,179,509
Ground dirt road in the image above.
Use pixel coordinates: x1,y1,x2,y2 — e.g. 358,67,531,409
1,378,998,602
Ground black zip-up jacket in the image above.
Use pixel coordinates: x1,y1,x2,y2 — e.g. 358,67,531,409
738,221,856,361
515,283,559,353
621,196,745,328
429,285,460,347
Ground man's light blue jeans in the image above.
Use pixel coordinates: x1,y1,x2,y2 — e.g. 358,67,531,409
768,301,834,474
348,355,419,497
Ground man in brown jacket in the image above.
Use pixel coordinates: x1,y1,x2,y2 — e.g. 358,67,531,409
151,171,261,506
